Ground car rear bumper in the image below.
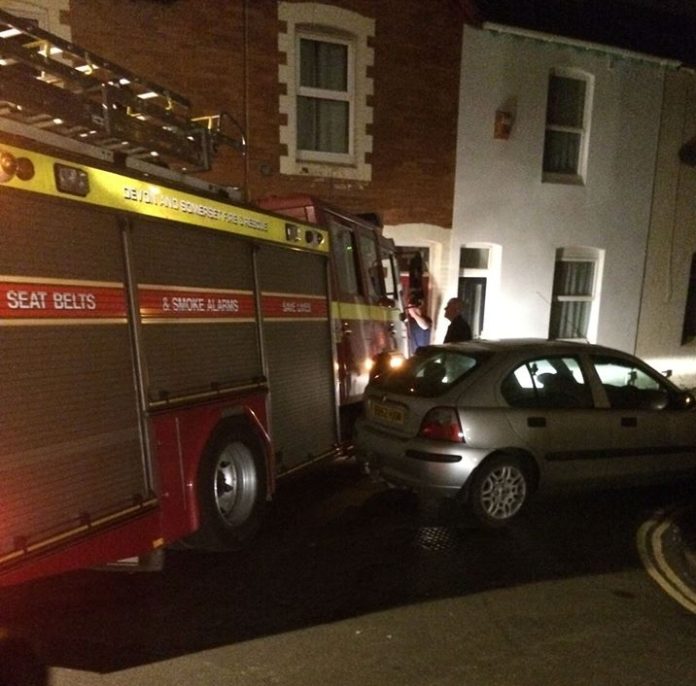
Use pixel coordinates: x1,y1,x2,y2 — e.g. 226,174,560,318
354,417,488,498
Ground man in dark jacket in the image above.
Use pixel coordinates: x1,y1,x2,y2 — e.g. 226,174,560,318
443,297,472,343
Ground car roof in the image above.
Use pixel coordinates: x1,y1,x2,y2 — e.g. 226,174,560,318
432,338,629,357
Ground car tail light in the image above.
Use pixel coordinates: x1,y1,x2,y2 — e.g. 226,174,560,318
418,407,464,443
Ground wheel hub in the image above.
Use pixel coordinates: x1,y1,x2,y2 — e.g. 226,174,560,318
212,442,258,527
480,465,526,520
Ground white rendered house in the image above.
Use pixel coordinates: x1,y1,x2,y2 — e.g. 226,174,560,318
390,20,696,389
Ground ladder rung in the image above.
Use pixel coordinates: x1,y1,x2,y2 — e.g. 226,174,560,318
0,8,191,108
0,8,245,174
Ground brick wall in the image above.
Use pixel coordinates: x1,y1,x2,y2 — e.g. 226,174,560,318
68,0,463,228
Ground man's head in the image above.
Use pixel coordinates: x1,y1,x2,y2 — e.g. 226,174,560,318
444,297,463,321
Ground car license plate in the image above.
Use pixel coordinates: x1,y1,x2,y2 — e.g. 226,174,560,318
370,400,405,425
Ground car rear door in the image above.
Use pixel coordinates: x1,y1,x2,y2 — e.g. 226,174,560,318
500,354,616,487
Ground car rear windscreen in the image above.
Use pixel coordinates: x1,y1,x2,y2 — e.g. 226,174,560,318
372,349,487,397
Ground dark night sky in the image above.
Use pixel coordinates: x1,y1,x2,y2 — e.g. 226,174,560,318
474,0,696,65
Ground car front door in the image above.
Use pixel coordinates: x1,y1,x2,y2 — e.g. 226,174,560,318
587,354,696,482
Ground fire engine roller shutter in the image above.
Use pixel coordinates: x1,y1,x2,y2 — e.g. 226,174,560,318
257,245,336,471
130,219,261,402
0,194,148,559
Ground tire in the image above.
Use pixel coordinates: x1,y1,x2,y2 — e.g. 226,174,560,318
468,455,529,528
187,425,266,551
0,636,47,686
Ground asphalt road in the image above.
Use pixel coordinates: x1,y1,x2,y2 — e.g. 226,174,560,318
1,458,695,685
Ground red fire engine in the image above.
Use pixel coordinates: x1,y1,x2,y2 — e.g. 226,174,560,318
0,10,404,587
257,195,406,418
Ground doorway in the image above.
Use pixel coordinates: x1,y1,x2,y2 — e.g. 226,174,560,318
458,277,486,339
458,246,490,339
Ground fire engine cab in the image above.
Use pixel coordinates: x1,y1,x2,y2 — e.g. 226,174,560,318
0,10,404,587
258,195,406,417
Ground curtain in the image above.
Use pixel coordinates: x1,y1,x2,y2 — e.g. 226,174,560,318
544,75,586,174
298,38,349,154
550,260,594,339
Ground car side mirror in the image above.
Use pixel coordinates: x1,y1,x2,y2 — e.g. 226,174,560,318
673,390,696,411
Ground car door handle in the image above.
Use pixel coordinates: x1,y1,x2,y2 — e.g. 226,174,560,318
527,416,546,428
621,416,637,428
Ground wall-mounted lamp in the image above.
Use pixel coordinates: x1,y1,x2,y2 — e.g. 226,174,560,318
494,110,513,140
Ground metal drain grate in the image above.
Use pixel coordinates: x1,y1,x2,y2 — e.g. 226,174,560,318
415,526,458,552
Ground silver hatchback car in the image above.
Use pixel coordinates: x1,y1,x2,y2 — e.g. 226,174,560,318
355,340,696,527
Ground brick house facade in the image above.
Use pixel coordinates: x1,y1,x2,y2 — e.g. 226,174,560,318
64,0,466,229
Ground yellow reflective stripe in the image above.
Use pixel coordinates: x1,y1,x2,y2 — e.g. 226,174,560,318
331,301,402,323
0,143,329,252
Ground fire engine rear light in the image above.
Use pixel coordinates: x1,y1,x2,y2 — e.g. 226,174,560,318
285,223,301,242
16,157,35,181
54,163,90,196
304,229,324,245
418,407,465,443
0,152,35,182
0,151,16,182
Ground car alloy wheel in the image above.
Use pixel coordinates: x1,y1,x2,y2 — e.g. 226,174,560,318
470,455,528,527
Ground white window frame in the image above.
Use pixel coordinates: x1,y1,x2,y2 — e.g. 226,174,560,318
682,252,696,345
296,29,354,164
0,1,70,40
549,246,603,342
542,68,594,185
457,242,502,340
278,2,374,181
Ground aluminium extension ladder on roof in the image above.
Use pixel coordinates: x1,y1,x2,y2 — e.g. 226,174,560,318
0,8,242,174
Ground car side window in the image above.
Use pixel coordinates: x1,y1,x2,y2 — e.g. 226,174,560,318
356,232,384,302
501,356,593,409
591,356,669,410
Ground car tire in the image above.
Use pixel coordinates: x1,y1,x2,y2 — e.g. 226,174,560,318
186,425,266,551
468,455,528,528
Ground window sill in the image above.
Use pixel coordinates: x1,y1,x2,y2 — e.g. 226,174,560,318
542,172,585,186
281,157,371,182
297,150,355,166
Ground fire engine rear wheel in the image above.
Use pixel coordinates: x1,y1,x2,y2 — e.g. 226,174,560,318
190,426,266,551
